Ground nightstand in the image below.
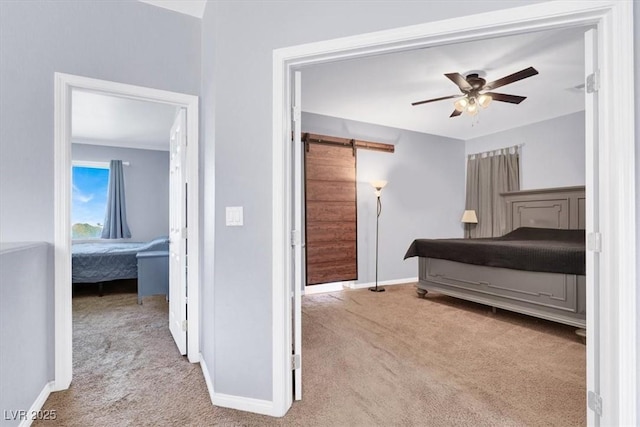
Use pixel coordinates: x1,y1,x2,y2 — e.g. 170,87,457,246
136,250,169,304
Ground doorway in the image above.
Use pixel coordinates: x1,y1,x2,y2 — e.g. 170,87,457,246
272,1,636,424
304,141,358,286
53,73,201,391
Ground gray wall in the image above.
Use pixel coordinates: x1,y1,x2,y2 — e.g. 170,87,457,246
204,0,548,401
0,1,200,243
465,112,585,190
72,144,170,242
302,113,465,285
634,3,639,421
0,243,53,427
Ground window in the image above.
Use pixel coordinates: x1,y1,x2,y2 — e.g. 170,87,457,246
72,165,109,239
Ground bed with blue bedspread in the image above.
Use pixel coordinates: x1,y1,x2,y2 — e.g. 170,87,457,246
72,237,169,283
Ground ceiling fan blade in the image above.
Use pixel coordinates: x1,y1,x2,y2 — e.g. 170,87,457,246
411,94,460,106
449,109,462,118
484,67,539,91
484,92,527,104
445,73,473,91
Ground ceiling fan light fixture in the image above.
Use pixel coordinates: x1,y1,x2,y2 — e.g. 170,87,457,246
466,99,478,115
478,93,492,108
454,97,468,112
413,66,538,119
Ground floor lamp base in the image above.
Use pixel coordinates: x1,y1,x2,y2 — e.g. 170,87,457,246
369,286,385,292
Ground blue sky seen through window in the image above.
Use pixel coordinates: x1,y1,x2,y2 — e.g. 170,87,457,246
72,166,109,238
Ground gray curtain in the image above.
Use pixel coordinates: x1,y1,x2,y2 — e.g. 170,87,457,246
465,147,520,238
101,160,132,239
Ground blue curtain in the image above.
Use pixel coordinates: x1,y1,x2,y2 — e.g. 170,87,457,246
101,160,132,239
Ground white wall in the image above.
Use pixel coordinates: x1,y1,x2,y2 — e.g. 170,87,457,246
465,111,585,190
203,0,549,402
72,144,169,242
302,113,465,285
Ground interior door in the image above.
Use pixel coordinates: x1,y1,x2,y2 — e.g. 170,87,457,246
304,142,357,285
169,108,187,355
292,71,303,400
584,27,600,426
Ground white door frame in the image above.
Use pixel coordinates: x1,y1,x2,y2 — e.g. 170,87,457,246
272,1,635,423
53,73,201,391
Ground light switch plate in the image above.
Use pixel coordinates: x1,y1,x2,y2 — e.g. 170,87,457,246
226,206,243,226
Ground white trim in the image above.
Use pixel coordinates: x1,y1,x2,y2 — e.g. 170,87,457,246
200,353,279,416
304,281,350,295
53,73,202,390
271,51,291,417
211,393,276,417
198,353,215,405
597,4,636,423
53,73,72,391
303,277,418,294
72,137,170,152
185,91,200,363
18,381,54,427
348,277,418,290
72,160,129,168
272,1,635,424
583,26,598,427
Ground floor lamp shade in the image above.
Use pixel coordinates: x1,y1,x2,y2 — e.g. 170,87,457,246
461,209,478,239
370,180,387,292
461,210,478,224
371,180,387,197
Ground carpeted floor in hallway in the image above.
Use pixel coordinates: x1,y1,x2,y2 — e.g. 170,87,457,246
36,282,585,426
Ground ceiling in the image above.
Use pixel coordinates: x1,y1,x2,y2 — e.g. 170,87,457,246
301,27,586,141
138,0,207,18
72,90,178,151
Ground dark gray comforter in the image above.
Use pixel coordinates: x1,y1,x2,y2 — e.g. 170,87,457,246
404,227,585,275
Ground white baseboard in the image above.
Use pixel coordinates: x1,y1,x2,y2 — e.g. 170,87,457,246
198,353,215,405
211,392,276,416
304,281,352,295
199,353,277,416
348,277,418,290
18,381,54,427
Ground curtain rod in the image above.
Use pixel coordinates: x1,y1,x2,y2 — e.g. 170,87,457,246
302,132,395,153
468,143,523,159
72,160,130,168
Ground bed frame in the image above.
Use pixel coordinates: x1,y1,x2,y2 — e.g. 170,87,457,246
416,186,586,328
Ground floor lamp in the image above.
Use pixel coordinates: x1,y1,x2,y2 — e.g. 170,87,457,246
461,209,478,239
369,180,387,292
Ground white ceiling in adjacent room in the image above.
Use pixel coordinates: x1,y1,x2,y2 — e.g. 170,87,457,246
301,27,585,140
138,0,207,18
72,90,178,151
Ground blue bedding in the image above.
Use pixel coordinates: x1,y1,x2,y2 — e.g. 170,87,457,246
72,237,169,283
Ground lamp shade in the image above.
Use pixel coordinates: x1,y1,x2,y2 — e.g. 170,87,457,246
461,210,478,224
454,97,468,112
371,180,388,190
478,93,492,108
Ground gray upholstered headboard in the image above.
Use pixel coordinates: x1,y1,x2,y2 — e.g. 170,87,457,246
502,186,586,232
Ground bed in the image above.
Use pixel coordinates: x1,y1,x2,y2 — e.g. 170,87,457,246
72,236,169,284
404,186,586,329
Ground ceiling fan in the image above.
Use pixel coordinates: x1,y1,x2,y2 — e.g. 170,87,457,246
411,66,539,118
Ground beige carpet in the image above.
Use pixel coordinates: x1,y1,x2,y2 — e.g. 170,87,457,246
37,283,585,426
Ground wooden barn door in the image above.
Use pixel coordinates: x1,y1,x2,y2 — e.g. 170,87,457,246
304,142,357,285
